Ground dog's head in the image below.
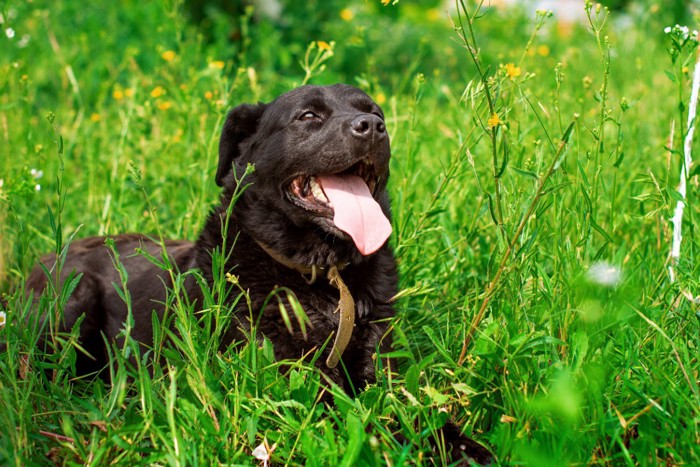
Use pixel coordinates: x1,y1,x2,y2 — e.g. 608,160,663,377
216,84,392,266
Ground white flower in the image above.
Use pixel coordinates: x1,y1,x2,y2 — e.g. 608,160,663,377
665,24,698,42
587,261,622,287
0,311,6,327
252,442,270,466
0,179,4,188
30,168,43,179
18,34,30,48
35,184,41,192
5,28,15,39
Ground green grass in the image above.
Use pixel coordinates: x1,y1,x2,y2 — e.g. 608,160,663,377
1,0,699,464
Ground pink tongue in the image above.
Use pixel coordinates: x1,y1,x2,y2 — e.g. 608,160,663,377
317,174,392,255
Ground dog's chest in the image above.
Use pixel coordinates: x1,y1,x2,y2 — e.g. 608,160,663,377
239,267,364,344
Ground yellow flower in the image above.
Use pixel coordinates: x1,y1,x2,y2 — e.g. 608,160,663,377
339,8,353,21
90,113,101,122
161,50,176,62
537,44,550,57
209,60,225,69
381,0,391,5
124,88,135,97
113,89,124,100
375,92,386,105
226,272,239,284
157,100,172,111
505,63,522,79
317,41,332,51
204,91,214,100
557,22,573,38
487,113,501,129
427,9,440,21
151,86,166,98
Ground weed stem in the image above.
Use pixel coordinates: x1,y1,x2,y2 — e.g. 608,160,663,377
458,116,577,365
456,0,505,234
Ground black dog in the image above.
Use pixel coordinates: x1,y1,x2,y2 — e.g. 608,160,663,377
26,84,395,390
24,84,492,464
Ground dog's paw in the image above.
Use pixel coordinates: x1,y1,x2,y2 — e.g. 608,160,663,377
440,420,495,466
453,436,494,466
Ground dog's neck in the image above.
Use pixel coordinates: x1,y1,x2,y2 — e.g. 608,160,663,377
255,240,348,285
254,240,354,369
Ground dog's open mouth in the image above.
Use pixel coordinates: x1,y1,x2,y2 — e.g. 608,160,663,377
288,158,378,213
288,158,392,255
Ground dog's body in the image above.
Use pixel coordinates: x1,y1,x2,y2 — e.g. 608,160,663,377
26,235,197,377
24,84,492,464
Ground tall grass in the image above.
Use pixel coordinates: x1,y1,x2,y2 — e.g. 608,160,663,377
1,0,699,464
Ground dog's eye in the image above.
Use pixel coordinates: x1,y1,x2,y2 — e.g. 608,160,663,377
299,111,320,121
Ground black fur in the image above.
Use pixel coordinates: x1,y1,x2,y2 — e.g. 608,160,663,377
23,84,492,465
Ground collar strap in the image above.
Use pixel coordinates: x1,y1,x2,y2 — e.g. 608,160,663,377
256,241,348,285
255,241,355,369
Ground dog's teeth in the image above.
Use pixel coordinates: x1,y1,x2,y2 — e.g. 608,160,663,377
310,177,328,202
363,157,373,165
301,176,311,196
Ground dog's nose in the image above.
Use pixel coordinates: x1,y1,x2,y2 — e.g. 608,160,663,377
350,114,386,138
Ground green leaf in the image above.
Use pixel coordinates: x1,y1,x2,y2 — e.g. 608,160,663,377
405,364,420,396
591,217,614,243
451,382,476,396
290,369,304,392
512,166,540,181
664,69,678,84
496,142,509,178
486,193,498,226
570,331,589,372
689,163,700,178
562,118,577,143
422,326,456,365
340,412,364,467
613,151,625,168
422,385,449,406
61,272,83,302
668,188,685,203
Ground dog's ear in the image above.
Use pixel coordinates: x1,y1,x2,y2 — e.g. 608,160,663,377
216,103,267,186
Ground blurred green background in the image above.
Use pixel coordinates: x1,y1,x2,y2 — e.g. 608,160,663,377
1,0,700,465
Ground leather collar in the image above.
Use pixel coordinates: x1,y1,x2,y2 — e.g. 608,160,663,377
255,240,355,369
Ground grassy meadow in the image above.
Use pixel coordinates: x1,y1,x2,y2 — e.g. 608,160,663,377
1,0,699,464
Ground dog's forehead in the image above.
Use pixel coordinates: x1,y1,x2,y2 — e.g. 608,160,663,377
270,84,376,113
